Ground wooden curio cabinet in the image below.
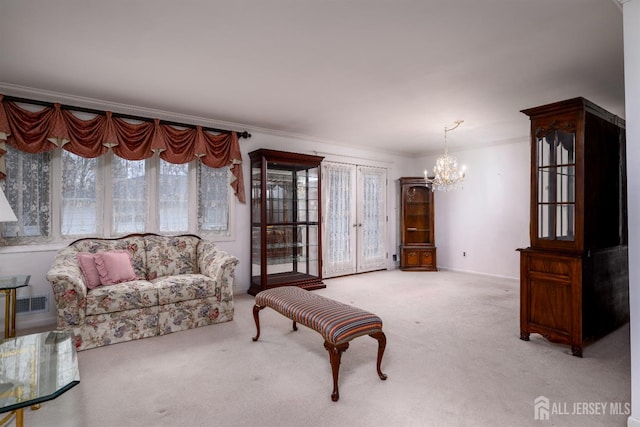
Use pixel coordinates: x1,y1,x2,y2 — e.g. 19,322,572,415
248,149,325,296
400,177,437,271
518,97,629,357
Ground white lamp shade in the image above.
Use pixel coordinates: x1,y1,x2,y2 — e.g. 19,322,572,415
0,186,17,222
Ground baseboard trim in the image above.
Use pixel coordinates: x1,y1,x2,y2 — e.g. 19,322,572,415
437,266,518,281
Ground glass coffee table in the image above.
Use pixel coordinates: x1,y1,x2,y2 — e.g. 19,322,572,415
0,331,80,427
0,275,30,339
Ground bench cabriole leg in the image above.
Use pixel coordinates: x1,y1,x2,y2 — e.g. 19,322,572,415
324,341,349,402
369,331,388,380
252,305,265,341
292,320,298,331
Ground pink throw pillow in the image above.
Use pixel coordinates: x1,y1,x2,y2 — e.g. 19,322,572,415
94,250,138,285
77,253,102,290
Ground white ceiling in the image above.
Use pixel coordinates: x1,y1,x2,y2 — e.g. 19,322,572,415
0,0,625,156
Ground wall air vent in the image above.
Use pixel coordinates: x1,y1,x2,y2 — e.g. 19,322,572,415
16,295,49,315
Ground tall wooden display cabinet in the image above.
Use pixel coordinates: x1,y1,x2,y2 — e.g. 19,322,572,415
399,177,437,271
248,149,325,296
518,97,629,357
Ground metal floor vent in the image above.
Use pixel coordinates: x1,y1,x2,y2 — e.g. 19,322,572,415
16,295,49,315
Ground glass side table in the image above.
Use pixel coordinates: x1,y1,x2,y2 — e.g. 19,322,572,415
0,331,80,427
0,276,30,339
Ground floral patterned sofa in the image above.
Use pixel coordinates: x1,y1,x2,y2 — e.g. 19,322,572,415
46,233,238,351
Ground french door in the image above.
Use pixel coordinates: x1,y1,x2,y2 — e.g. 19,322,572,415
322,162,387,278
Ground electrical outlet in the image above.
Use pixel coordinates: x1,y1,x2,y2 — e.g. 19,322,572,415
392,254,397,261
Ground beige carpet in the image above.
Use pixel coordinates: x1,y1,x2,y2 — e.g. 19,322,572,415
21,270,630,426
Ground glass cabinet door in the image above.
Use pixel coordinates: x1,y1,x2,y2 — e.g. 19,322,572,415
403,184,433,245
249,149,324,295
534,124,576,244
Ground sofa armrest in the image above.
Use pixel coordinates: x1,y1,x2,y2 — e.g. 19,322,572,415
46,246,87,328
197,240,239,299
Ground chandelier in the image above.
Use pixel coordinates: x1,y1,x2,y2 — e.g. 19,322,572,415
424,120,466,192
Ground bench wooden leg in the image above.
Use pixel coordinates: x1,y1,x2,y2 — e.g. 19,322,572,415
252,304,265,341
370,331,388,380
324,341,349,402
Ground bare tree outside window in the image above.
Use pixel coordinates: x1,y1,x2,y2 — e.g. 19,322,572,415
61,151,97,236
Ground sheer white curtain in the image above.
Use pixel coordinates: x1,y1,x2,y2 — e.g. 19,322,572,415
198,165,230,233
112,157,146,235
1,148,233,244
358,166,387,272
324,162,356,276
61,151,98,236
323,162,387,278
159,161,188,233
1,145,50,240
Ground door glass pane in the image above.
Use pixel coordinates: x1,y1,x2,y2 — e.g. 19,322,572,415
326,165,352,266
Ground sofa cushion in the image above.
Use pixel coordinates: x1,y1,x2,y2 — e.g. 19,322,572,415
94,250,139,285
73,236,148,279
145,235,200,279
85,279,159,316
77,253,102,289
153,274,218,305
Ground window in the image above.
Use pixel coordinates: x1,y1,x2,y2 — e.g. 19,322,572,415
61,151,98,236
198,165,230,233
1,146,51,240
112,157,147,235
0,146,234,245
159,161,189,233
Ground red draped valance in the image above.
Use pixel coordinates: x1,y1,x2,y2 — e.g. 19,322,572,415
0,94,245,203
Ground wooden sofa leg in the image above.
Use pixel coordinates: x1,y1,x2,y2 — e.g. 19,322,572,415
252,305,265,341
369,332,388,380
324,341,350,402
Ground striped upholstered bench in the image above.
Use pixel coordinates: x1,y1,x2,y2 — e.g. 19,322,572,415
251,286,387,401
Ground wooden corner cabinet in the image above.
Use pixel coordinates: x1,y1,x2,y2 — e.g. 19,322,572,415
518,97,629,357
248,149,325,296
399,177,437,271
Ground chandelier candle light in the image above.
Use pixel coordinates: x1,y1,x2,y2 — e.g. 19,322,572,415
424,120,466,191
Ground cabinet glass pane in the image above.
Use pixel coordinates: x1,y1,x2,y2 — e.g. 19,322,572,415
251,167,261,223
404,186,431,244
556,131,575,164
251,226,261,276
263,225,319,276
536,128,575,241
556,205,575,240
266,169,293,223
538,204,553,239
557,166,575,203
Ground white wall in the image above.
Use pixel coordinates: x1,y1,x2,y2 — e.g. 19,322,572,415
623,1,640,426
414,140,530,279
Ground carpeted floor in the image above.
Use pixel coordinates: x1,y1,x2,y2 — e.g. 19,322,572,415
20,270,630,426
